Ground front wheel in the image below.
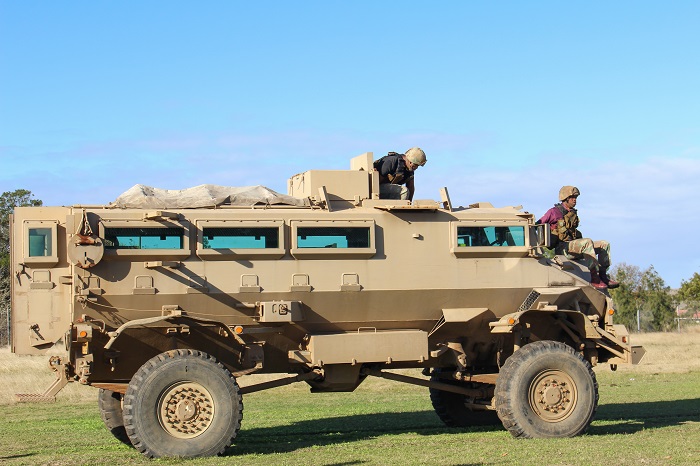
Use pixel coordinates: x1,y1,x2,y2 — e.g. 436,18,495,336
494,340,598,438
123,349,243,458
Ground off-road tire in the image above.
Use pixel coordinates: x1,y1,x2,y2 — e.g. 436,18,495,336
98,388,132,446
123,349,243,458
495,340,598,438
429,371,500,427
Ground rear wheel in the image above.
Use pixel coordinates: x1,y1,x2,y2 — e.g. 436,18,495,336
98,389,132,446
429,371,500,427
123,349,243,458
494,340,598,438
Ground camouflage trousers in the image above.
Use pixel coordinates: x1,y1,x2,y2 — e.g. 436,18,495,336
556,238,611,272
379,183,410,200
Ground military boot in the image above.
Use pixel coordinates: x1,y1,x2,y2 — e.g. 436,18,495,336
589,269,608,290
599,269,620,289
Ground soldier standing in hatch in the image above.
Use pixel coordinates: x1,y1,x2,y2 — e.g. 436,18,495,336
373,147,427,201
538,186,619,290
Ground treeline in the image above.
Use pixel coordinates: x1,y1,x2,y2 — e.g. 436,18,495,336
608,264,675,332
1,189,43,346
608,265,700,332
1,190,699,346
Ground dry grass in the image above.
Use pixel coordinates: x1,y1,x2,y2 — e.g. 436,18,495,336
615,326,700,373
0,349,94,405
1,327,698,405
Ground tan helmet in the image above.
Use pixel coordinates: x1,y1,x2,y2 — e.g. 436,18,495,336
559,186,580,201
405,147,427,166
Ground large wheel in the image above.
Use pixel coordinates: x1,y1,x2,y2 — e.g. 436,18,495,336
495,340,598,438
123,349,243,458
429,377,500,427
98,388,132,446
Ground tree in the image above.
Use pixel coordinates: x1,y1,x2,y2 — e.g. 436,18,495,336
609,263,676,332
677,272,700,313
0,189,43,346
640,266,675,331
1,189,43,254
607,263,641,330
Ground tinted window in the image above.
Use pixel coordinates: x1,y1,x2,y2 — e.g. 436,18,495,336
297,227,370,249
203,227,279,249
104,227,184,249
457,226,525,247
28,228,53,256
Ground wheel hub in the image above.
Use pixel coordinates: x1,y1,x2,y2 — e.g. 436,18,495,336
529,370,577,422
158,382,215,439
175,399,197,422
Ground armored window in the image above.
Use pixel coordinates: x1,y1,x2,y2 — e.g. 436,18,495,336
456,226,525,247
195,220,284,260
202,227,279,249
297,227,370,249
104,227,184,250
99,219,192,259
23,220,59,265
451,222,529,258
291,220,376,258
28,228,53,256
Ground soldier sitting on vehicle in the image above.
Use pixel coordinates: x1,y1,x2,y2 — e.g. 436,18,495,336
373,147,427,201
538,186,619,290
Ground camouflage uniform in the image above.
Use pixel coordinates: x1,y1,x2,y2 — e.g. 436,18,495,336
540,185,618,289
559,238,611,272
539,203,611,272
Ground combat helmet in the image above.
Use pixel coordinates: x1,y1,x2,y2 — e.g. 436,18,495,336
559,186,580,201
405,147,427,167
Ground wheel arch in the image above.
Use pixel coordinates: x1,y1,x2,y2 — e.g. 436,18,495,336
491,308,600,356
91,315,254,383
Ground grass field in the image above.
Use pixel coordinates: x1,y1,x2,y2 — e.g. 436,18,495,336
1,330,699,465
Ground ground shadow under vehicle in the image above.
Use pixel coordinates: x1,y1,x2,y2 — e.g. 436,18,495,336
226,397,700,456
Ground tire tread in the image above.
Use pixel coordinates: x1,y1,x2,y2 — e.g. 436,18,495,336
98,389,132,446
429,382,500,427
495,341,598,438
122,349,243,458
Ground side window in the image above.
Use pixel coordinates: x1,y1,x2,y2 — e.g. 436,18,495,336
29,227,54,256
99,220,191,258
202,227,279,249
297,226,370,249
452,222,528,257
291,221,375,258
196,221,284,259
457,226,525,247
104,227,184,249
23,221,59,265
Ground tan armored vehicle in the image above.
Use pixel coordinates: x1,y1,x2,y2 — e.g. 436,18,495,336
10,152,644,458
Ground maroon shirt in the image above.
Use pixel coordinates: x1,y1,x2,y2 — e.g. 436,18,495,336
538,204,567,231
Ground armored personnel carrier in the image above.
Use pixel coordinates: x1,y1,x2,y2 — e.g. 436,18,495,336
10,152,644,458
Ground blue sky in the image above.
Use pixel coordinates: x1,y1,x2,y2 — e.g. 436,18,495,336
1,1,698,287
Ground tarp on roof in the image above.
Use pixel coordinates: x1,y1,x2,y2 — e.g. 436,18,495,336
111,184,309,209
